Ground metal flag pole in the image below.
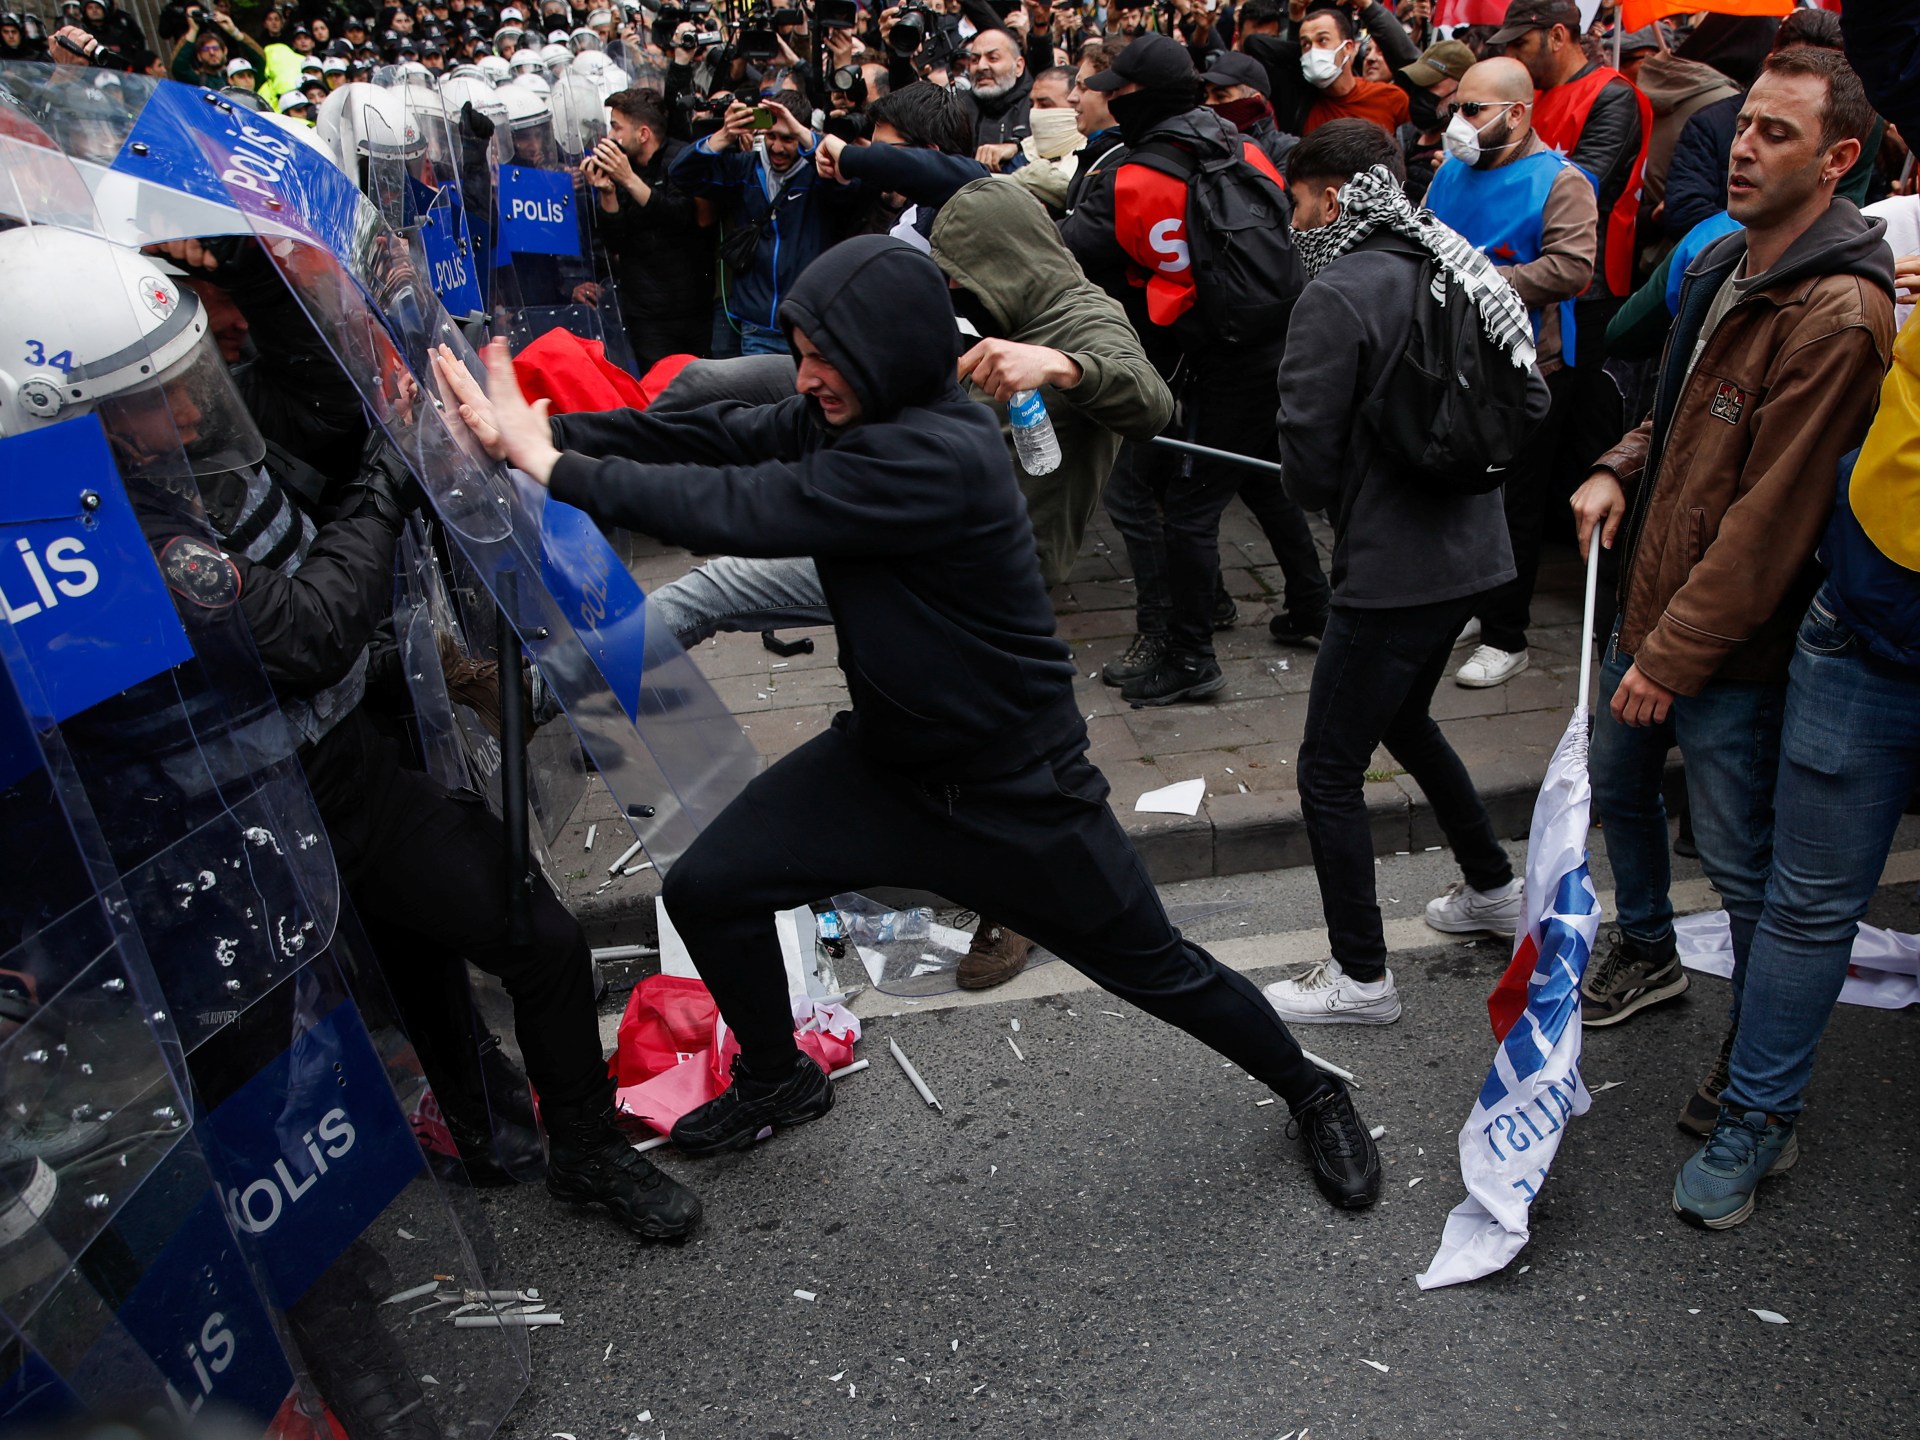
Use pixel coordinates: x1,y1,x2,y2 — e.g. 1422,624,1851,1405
1146,434,1289,477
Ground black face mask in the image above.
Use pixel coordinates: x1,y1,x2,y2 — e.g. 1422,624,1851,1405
1107,86,1194,146
1408,85,1442,135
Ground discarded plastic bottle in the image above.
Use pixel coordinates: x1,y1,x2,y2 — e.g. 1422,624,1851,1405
1008,389,1061,476
817,910,847,960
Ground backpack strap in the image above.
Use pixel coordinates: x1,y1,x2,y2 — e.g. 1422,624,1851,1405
1126,138,1197,181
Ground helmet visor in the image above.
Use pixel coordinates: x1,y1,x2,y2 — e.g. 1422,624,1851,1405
95,332,267,483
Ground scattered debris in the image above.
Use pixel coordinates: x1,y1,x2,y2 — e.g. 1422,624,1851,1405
1358,1358,1390,1374
1687,1308,1700,1315
605,1343,614,1361
1007,1036,1025,1061
1590,1080,1625,1093
829,1060,869,1080
889,1039,943,1113
1010,1019,1021,1032
623,861,655,877
420,1376,438,1386
1255,1099,1276,1108
951,1340,959,1353
584,824,596,851
455,1314,562,1328
396,1228,419,1240
606,839,644,875
1518,1266,1530,1274
1408,1177,1424,1188
848,1385,857,1399
383,1281,441,1306
972,1384,987,1395
1100,1010,1123,1018
829,1372,845,1382
794,1290,817,1302
1135,777,1206,816
637,1413,651,1423
1298,1048,1358,1086
1368,1125,1386,1140
1750,1309,1789,1325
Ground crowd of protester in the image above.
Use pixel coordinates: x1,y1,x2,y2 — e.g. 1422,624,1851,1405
6,0,1919,1244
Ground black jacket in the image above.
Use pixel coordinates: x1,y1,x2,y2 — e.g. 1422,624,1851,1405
1063,128,1125,215
548,236,1083,778
595,136,714,327
961,72,1033,159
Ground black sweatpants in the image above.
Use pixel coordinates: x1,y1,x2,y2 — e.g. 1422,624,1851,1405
662,721,1329,1107
317,716,606,1111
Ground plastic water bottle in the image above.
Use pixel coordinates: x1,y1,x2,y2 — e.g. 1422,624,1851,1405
1008,389,1062,476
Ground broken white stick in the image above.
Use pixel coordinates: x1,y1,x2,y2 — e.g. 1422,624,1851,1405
606,839,644,875
383,1281,441,1306
455,1314,564,1328
623,861,654,877
585,823,596,851
1007,1036,1025,1062
888,1039,942,1113
1368,1125,1386,1140
829,1059,869,1080
1298,1047,1359,1086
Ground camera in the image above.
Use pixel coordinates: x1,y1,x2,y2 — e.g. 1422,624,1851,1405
770,6,805,26
814,0,855,29
888,0,934,56
736,5,779,62
674,91,724,114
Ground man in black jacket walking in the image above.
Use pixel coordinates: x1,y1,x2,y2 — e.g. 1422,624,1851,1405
438,235,1383,1213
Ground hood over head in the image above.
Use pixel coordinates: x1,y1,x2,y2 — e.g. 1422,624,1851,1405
778,235,962,424
930,177,1087,339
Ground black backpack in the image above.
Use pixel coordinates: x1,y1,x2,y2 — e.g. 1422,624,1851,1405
1129,138,1304,349
1363,247,1551,495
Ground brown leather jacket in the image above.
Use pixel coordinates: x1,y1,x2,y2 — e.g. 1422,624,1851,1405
1598,201,1896,695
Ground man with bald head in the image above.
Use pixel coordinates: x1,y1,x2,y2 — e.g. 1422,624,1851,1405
1422,55,1598,692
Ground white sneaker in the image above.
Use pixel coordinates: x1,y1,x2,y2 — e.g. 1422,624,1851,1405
1425,878,1525,938
1263,959,1402,1026
1454,643,1529,688
1455,617,1482,647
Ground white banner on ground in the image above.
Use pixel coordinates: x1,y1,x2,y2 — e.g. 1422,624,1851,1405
1418,712,1602,1291
1675,910,1920,1010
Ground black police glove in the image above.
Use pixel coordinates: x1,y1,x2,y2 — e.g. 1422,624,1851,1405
343,432,425,532
459,99,495,144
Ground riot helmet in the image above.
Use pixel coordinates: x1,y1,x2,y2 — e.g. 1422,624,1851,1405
497,77,556,167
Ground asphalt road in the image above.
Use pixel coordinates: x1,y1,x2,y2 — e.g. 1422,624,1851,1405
479,847,1920,1440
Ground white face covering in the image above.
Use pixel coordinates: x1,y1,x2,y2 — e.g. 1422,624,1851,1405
1029,105,1082,158
1440,103,1528,167
1300,41,1347,89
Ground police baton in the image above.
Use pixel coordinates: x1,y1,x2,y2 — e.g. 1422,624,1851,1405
1145,434,1289,478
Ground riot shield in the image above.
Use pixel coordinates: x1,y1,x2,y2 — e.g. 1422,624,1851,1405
0,115,530,1438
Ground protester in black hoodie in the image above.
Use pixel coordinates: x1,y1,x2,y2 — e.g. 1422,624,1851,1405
437,234,1384,1213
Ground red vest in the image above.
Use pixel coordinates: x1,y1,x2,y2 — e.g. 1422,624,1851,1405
1112,138,1283,327
1533,66,1653,298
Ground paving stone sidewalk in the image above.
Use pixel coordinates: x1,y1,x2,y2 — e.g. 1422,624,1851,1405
561,502,1598,938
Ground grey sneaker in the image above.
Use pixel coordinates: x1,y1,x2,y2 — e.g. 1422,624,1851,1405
1101,632,1169,687
1424,878,1524,938
1581,926,1688,1027
1672,1108,1798,1230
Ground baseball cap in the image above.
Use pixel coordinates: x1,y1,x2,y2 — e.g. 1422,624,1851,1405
322,55,347,72
1613,22,1673,56
1199,51,1269,98
1489,0,1580,47
224,56,253,76
276,90,313,113
1082,31,1197,92
1400,39,1475,87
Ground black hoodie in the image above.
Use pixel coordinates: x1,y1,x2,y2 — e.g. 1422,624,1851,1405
547,235,1084,778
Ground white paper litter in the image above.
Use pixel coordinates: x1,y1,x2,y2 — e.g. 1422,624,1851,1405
552,1432,577,1438
1368,1125,1386,1140
396,1228,418,1240
1007,1036,1025,1061
828,1371,845,1382
637,1412,652,1423
605,1343,614,1361
1408,1176,1424,1188
1255,1098,1275,1107
1750,1309,1789,1325
793,1290,817,1302
1687,1308,1701,1315
1590,1080,1625,1093
951,1340,959,1352
1358,1358,1390,1373
1135,777,1206,815
1010,1018,1020,1032
420,1376,438,1385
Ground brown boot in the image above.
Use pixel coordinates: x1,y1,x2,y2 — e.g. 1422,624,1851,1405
956,921,1035,990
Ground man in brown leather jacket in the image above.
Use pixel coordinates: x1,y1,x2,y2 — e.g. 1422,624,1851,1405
1569,47,1895,1114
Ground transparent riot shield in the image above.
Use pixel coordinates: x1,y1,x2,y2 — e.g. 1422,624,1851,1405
0,116,530,1438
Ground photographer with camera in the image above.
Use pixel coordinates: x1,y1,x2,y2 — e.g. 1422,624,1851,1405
585,87,716,370
169,1,265,84
661,8,741,135
671,90,863,356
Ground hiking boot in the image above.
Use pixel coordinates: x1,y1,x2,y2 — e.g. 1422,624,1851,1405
1263,959,1402,1026
547,1099,702,1240
1672,1108,1798,1231
670,1052,835,1157
956,921,1035,990
439,1100,544,1188
1267,609,1327,649
1288,1082,1381,1209
1425,878,1524,938
1212,590,1240,630
1678,1024,1737,1137
1581,926,1688,1027
1454,644,1529,688
1122,653,1226,708
1101,632,1169,687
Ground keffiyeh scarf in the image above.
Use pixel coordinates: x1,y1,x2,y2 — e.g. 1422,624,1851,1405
1292,165,1538,369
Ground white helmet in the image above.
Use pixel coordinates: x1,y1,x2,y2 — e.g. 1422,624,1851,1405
498,79,558,164
518,72,550,97
259,109,349,174
0,228,264,479
547,71,607,156
540,41,572,76
570,25,603,53
508,49,542,76
314,82,423,179
477,54,511,85
393,60,435,82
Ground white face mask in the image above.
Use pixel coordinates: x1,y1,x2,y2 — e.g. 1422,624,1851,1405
1300,42,1346,90
1029,105,1082,159
1441,104,1526,167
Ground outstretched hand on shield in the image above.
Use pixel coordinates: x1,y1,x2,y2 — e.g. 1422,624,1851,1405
433,340,560,487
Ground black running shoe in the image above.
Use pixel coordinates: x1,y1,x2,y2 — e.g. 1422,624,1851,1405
1267,609,1327,649
1101,632,1169,687
1288,1082,1381,1209
547,1102,702,1240
1121,653,1226,708
670,1053,835,1157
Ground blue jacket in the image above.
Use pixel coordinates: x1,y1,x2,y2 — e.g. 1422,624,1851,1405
669,137,858,332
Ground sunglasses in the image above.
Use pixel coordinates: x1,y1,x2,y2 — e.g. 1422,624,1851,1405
1443,100,1507,119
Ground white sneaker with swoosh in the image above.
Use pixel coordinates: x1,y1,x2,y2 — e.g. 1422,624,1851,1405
1263,959,1402,1026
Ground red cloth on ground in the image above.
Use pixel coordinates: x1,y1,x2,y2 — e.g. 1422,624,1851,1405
509,327,694,414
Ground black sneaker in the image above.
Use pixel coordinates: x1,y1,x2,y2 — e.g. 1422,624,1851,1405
1101,632,1169,687
1580,926,1688,1026
670,1053,835,1157
1288,1082,1381,1209
1121,653,1226,708
1268,609,1327,649
1211,590,1240,630
1677,1024,1737,1138
547,1101,703,1240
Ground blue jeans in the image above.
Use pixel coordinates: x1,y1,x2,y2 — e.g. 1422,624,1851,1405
1590,616,1785,976
647,555,828,648
737,320,788,357
1721,591,1920,1116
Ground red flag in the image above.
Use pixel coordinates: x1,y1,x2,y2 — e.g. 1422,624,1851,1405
1434,0,1509,24
1619,0,1791,30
